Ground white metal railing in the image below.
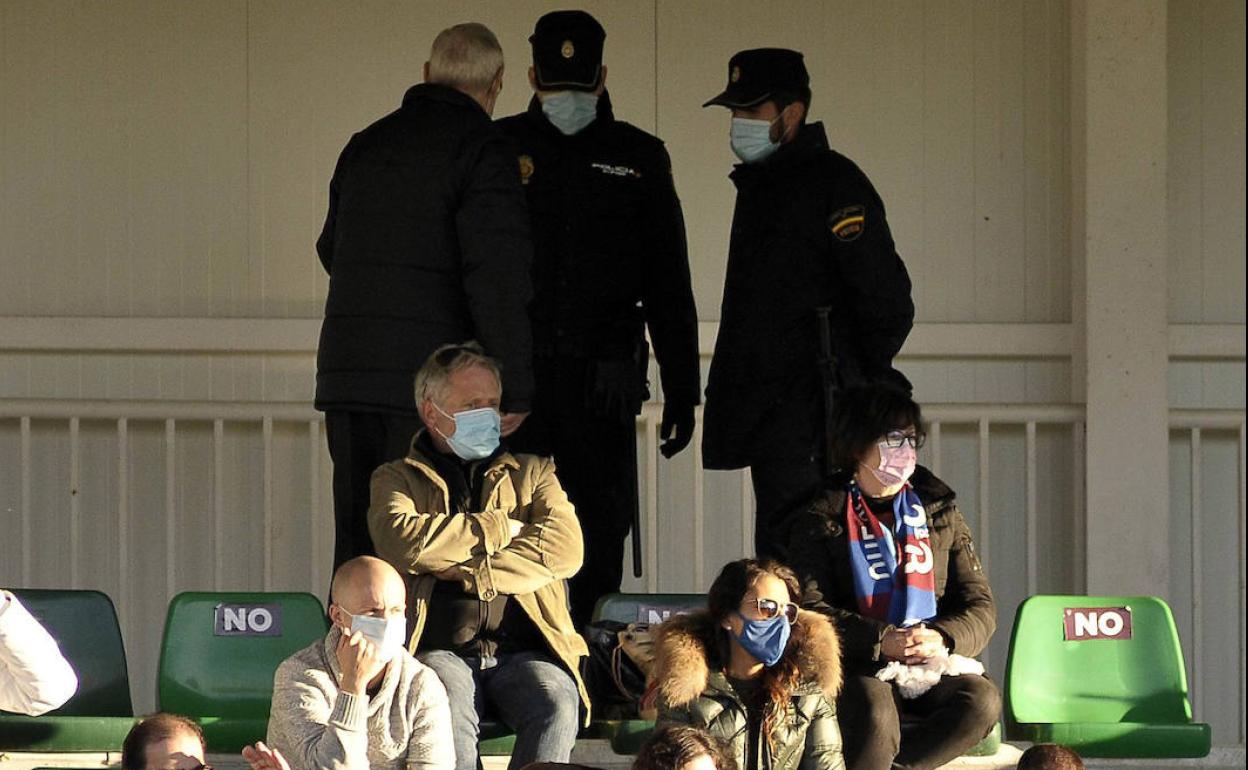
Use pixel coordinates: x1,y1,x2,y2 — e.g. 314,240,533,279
1168,409,1248,744
0,399,1244,746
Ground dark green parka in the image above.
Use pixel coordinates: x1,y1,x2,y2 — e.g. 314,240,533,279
652,610,845,770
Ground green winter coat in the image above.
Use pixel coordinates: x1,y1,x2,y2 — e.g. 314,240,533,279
652,610,845,770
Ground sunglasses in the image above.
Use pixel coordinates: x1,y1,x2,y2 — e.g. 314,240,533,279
743,597,799,624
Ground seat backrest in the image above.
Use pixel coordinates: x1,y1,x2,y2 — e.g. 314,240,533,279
157,592,328,719
592,593,706,625
1006,595,1194,725
3,589,132,717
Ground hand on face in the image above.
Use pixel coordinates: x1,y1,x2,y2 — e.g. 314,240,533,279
335,626,388,694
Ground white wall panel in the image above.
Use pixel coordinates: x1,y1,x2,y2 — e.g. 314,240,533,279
2,1,1078,323
1168,0,1247,325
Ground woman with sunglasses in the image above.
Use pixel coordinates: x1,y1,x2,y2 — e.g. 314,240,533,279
788,385,999,770
648,559,844,770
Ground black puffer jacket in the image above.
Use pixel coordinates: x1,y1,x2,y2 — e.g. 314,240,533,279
495,93,700,407
315,84,534,415
702,123,913,468
788,466,996,675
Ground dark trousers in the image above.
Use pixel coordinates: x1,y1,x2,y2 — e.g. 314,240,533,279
749,454,824,561
511,357,638,628
837,673,1002,770
325,410,423,570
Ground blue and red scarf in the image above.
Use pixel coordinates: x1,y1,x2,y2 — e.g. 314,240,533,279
846,481,937,626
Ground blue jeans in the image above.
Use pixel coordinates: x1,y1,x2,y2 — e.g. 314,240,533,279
417,649,581,770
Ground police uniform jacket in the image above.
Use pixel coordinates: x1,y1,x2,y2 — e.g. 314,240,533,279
787,465,997,676
315,83,535,415
495,92,700,408
701,122,914,469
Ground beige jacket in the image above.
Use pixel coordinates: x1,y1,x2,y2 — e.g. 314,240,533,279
367,434,590,718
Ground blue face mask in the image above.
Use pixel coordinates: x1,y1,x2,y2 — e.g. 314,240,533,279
733,612,792,667
433,404,501,461
730,117,781,163
541,91,599,136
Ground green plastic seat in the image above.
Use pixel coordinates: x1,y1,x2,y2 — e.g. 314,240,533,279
592,592,706,626
156,591,328,753
0,589,137,751
1005,595,1211,758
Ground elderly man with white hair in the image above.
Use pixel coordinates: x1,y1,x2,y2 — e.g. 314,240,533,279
315,21,536,575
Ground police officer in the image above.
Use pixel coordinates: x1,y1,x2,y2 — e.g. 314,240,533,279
498,10,700,627
701,48,914,560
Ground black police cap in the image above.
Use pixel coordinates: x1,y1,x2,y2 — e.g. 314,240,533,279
703,48,810,108
530,10,605,92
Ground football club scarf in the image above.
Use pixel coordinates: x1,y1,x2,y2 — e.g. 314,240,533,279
846,481,938,626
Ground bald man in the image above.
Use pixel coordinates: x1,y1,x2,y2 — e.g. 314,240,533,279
265,556,455,770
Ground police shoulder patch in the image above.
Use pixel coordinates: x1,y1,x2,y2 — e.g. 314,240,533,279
829,204,866,242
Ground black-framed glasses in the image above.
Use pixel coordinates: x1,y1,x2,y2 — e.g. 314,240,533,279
882,430,925,449
743,598,799,624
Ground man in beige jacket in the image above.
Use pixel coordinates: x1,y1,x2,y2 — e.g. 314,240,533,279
368,342,589,770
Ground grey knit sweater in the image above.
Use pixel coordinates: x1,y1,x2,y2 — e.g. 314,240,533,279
267,629,455,770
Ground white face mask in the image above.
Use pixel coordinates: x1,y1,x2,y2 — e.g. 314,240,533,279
730,116,781,163
339,609,407,663
540,90,599,135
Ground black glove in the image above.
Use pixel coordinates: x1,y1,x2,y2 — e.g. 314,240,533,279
587,358,644,423
659,402,695,458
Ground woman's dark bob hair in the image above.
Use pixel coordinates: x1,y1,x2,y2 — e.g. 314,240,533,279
827,385,923,473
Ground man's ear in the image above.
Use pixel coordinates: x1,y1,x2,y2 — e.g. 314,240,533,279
418,397,436,428
594,65,608,96
423,61,430,83
780,101,805,143
528,66,538,91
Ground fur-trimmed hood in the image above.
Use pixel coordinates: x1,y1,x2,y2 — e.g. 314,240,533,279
651,609,842,708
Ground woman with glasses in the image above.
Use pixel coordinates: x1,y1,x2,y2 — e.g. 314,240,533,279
788,385,999,770
648,559,845,770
